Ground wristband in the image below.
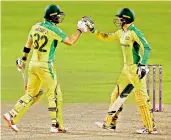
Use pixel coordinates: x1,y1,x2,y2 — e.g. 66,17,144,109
90,28,96,33
22,56,27,61
23,47,31,53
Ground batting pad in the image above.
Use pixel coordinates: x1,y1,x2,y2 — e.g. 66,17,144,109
56,84,64,129
10,94,33,124
139,106,153,132
135,91,153,132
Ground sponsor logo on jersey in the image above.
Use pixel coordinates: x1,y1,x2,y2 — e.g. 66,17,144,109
125,36,130,40
120,43,129,47
35,27,48,34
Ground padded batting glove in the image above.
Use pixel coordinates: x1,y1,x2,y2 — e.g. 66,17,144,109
16,57,26,72
82,16,95,33
136,63,149,79
77,20,88,33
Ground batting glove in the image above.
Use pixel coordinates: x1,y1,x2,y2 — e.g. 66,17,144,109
82,16,95,33
136,63,149,79
16,57,26,72
77,20,88,33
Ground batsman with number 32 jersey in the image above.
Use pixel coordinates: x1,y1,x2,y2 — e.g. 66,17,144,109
3,4,88,133
84,8,157,134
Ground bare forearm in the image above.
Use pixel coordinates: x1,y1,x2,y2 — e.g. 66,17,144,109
63,30,82,46
70,30,82,44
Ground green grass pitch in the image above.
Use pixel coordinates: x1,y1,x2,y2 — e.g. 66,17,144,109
1,1,171,104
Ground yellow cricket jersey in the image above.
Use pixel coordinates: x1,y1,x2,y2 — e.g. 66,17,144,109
29,20,67,63
94,24,151,65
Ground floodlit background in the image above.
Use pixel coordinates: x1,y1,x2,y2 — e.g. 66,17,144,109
1,1,171,104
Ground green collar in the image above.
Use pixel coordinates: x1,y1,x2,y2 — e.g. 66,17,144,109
44,20,56,26
127,24,134,30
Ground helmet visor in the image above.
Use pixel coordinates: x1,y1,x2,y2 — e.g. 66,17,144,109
50,12,65,24
113,17,122,26
57,12,65,23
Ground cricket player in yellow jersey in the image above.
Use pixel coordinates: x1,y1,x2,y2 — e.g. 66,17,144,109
3,4,88,133
83,8,157,134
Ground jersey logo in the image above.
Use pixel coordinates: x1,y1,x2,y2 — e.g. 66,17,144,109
120,43,129,47
125,36,130,40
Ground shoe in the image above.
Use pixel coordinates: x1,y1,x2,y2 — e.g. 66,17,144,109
57,128,67,133
136,127,158,134
3,113,19,132
95,122,116,131
50,126,67,133
50,124,66,133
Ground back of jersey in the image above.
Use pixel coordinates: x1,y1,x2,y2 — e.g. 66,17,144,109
29,20,67,63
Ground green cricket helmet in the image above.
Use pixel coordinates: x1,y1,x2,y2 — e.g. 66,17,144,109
44,4,65,24
114,8,135,26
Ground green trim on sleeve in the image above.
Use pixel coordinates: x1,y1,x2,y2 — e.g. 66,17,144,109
48,40,58,62
132,27,151,64
54,28,67,42
132,41,141,64
41,20,67,42
142,49,150,64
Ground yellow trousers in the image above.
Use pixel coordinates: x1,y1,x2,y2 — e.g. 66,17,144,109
9,61,64,129
106,64,155,132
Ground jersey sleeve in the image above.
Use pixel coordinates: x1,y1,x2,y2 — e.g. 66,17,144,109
133,30,151,64
94,29,121,41
53,28,67,42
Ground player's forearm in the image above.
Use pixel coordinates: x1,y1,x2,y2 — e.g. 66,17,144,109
94,30,116,41
141,48,151,64
69,30,82,44
22,37,32,60
63,30,82,46
22,52,29,60
22,47,30,61
140,38,151,64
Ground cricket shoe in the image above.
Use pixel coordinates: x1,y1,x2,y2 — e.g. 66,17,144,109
136,127,158,134
50,124,67,133
3,113,19,132
95,122,116,131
